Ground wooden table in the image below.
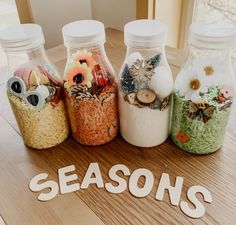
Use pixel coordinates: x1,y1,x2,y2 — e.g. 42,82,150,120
0,29,235,225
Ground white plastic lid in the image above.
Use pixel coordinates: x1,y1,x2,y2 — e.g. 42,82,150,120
62,20,105,48
189,21,236,49
124,20,168,48
0,24,45,52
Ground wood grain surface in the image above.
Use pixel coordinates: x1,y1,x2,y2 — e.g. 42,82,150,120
0,28,235,225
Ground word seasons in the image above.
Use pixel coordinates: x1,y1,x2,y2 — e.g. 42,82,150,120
29,163,212,219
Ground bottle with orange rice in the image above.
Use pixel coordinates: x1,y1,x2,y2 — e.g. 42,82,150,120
62,20,118,145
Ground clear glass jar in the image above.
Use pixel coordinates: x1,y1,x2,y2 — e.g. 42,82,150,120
171,21,236,154
118,20,173,147
0,24,69,149
62,20,118,145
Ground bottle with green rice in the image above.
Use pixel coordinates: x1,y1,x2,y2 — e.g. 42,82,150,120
171,21,236,154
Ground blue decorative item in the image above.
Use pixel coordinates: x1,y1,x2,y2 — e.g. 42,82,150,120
147,53,161,68
121,64,135,94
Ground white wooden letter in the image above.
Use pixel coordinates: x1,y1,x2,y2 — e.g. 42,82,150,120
58,165,80,194
105,164,130,194
129,168,154,198
180,185,212,218
81,163,104,189
155,173,184,206
29,173,59,201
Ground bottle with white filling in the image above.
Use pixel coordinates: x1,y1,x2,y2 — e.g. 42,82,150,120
118,20,173,147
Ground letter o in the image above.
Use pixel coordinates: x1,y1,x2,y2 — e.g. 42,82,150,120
129,168,154,198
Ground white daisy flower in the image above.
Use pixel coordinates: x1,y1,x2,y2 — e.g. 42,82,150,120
192,57,225,87
175,66,208,103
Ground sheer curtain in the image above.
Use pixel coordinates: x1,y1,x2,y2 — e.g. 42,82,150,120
194,0,236,76
195,0,236,23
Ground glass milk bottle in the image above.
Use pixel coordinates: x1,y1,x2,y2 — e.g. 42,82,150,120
0,24,69,149
62,20,118,145
118,20,173,147
171,21,236,154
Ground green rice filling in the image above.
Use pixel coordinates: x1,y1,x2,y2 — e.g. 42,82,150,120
171,87,232,154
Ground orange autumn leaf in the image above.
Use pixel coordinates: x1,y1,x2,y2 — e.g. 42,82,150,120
176,130,190,144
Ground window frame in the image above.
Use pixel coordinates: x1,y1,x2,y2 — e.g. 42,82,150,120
15,0,33,23
153,0,196,67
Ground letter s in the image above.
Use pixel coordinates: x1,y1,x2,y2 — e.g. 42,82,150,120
105,164,130,194
29,173,59,201
180,185,212,218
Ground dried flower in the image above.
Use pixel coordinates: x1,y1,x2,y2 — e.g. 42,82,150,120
220,87,233,99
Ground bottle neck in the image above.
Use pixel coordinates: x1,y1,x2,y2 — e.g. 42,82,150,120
125,44,170,70
64,44,115,80
182,44,236,92
6,46,48,75
66,44,106,57
188,44,232,60
126,45,164,59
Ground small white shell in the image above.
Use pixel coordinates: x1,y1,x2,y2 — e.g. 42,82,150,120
35,85,50,99
149,66,173,99
125,52,143,68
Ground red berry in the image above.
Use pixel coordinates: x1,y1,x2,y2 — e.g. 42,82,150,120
218,96,225,103
92,64,108,88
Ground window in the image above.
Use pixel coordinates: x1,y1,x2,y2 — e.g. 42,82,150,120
150,0,236,69
195,0,236,23
0,0,20,69
149,0,194,67
194,0,236,74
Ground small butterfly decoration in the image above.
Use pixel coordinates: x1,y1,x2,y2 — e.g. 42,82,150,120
187,101,216,123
